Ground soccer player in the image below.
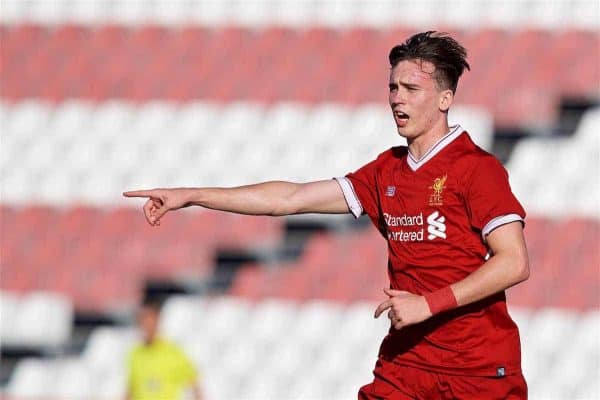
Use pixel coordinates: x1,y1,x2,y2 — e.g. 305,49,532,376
124,31,529,399
125,298,203,400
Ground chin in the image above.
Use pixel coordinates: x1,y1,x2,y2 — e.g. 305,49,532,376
396,127,413,139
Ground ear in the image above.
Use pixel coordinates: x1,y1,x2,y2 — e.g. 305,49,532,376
439,89,454,112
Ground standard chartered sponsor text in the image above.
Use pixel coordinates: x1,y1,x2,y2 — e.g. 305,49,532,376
384,212,447,242
385,212,425,242
384,212,424,227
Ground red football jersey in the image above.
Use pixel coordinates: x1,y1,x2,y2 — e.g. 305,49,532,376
336,126,526,377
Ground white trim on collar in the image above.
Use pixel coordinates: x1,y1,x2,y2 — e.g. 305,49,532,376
407,125,463,171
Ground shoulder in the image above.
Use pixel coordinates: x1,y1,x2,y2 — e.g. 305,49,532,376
371,146,408,168
127,344,144,364
454,133,506,179
157,338,188,357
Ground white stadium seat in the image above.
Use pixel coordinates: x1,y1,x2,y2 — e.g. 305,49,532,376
3,296,599,399
0,292,20,346
82,326,139,375
51,358,95,399
1,0,598,29
246,299,298,344
201,297,253,345
6,358,56,398
3,291,73,348
1,100,502,207
289,300,344,346
160,295,207,343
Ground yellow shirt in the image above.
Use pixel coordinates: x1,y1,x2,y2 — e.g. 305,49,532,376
127,337,198,400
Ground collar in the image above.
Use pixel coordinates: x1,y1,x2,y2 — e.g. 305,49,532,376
407,125,463,171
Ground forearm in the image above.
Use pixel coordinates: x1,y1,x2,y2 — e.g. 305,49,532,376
183,181,300,216
183,179,348,217
450,250,529,307
425,222,529,315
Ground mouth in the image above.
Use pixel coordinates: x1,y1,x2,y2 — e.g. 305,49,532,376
394,110,410,126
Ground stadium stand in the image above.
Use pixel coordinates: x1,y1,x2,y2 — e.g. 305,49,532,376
0,207,283,311
0,291,73,349
508,107,600,218
1,0,598,29
1,101,495,204
1,1,599,399
1,26,598,128
3,297,599,400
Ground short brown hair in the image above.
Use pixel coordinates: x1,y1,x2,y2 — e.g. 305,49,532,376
389,31,470,93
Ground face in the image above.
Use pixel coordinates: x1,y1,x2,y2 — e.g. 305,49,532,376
138,306,160,344
388,59,452,140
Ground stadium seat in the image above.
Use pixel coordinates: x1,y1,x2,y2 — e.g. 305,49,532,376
82,327,139,375
4,99,594,209
246,299,298,343
2,25,598,127
3,296,598,399
0,292,20,345
6,358,56,398
1,291,73,348
51,358,95,399
159,295,207,343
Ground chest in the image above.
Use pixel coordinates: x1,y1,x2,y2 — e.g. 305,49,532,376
378,163,464,214
133,350,179,379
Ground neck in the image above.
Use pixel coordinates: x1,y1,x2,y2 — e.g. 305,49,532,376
144,335,157,345
407,118,450,160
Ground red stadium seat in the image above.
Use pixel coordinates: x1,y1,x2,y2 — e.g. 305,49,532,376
2,24,598,126
1,206,284,311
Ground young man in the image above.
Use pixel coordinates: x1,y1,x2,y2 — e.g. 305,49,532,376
124,31,529,399
125,298,203,400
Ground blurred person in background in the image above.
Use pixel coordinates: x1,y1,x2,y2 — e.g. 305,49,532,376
125,297,203,400
124,31,529,399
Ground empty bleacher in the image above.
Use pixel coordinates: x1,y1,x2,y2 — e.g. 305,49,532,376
0,206,283,311
1,0,598,29
1,25,598,128
3,295,598,400
1,1,599,399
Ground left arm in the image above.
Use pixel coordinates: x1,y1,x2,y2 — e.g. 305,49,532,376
450,221,529,306
375,221,529,329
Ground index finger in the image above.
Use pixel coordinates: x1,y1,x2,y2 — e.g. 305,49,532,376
123,190,155,198
374,299,393,318
384,288,412,297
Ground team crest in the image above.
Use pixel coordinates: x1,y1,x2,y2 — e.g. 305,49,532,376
428,174,447,206
385,186,396,197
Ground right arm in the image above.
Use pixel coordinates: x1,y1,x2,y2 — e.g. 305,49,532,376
123,180,350,226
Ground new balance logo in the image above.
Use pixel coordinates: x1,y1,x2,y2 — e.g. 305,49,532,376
427,211,446,240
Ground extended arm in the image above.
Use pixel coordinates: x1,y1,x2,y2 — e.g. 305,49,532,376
123,180,350,226
375,221,529,328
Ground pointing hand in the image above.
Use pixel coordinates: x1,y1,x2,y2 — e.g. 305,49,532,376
123,188,190,226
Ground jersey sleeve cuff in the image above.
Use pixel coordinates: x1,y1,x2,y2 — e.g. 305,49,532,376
334,177,363,219
482,213,523,240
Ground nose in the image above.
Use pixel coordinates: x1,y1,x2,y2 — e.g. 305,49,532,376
389,89,406,107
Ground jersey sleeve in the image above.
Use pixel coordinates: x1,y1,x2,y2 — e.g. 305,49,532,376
334,156,384,229
465,156,526,240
